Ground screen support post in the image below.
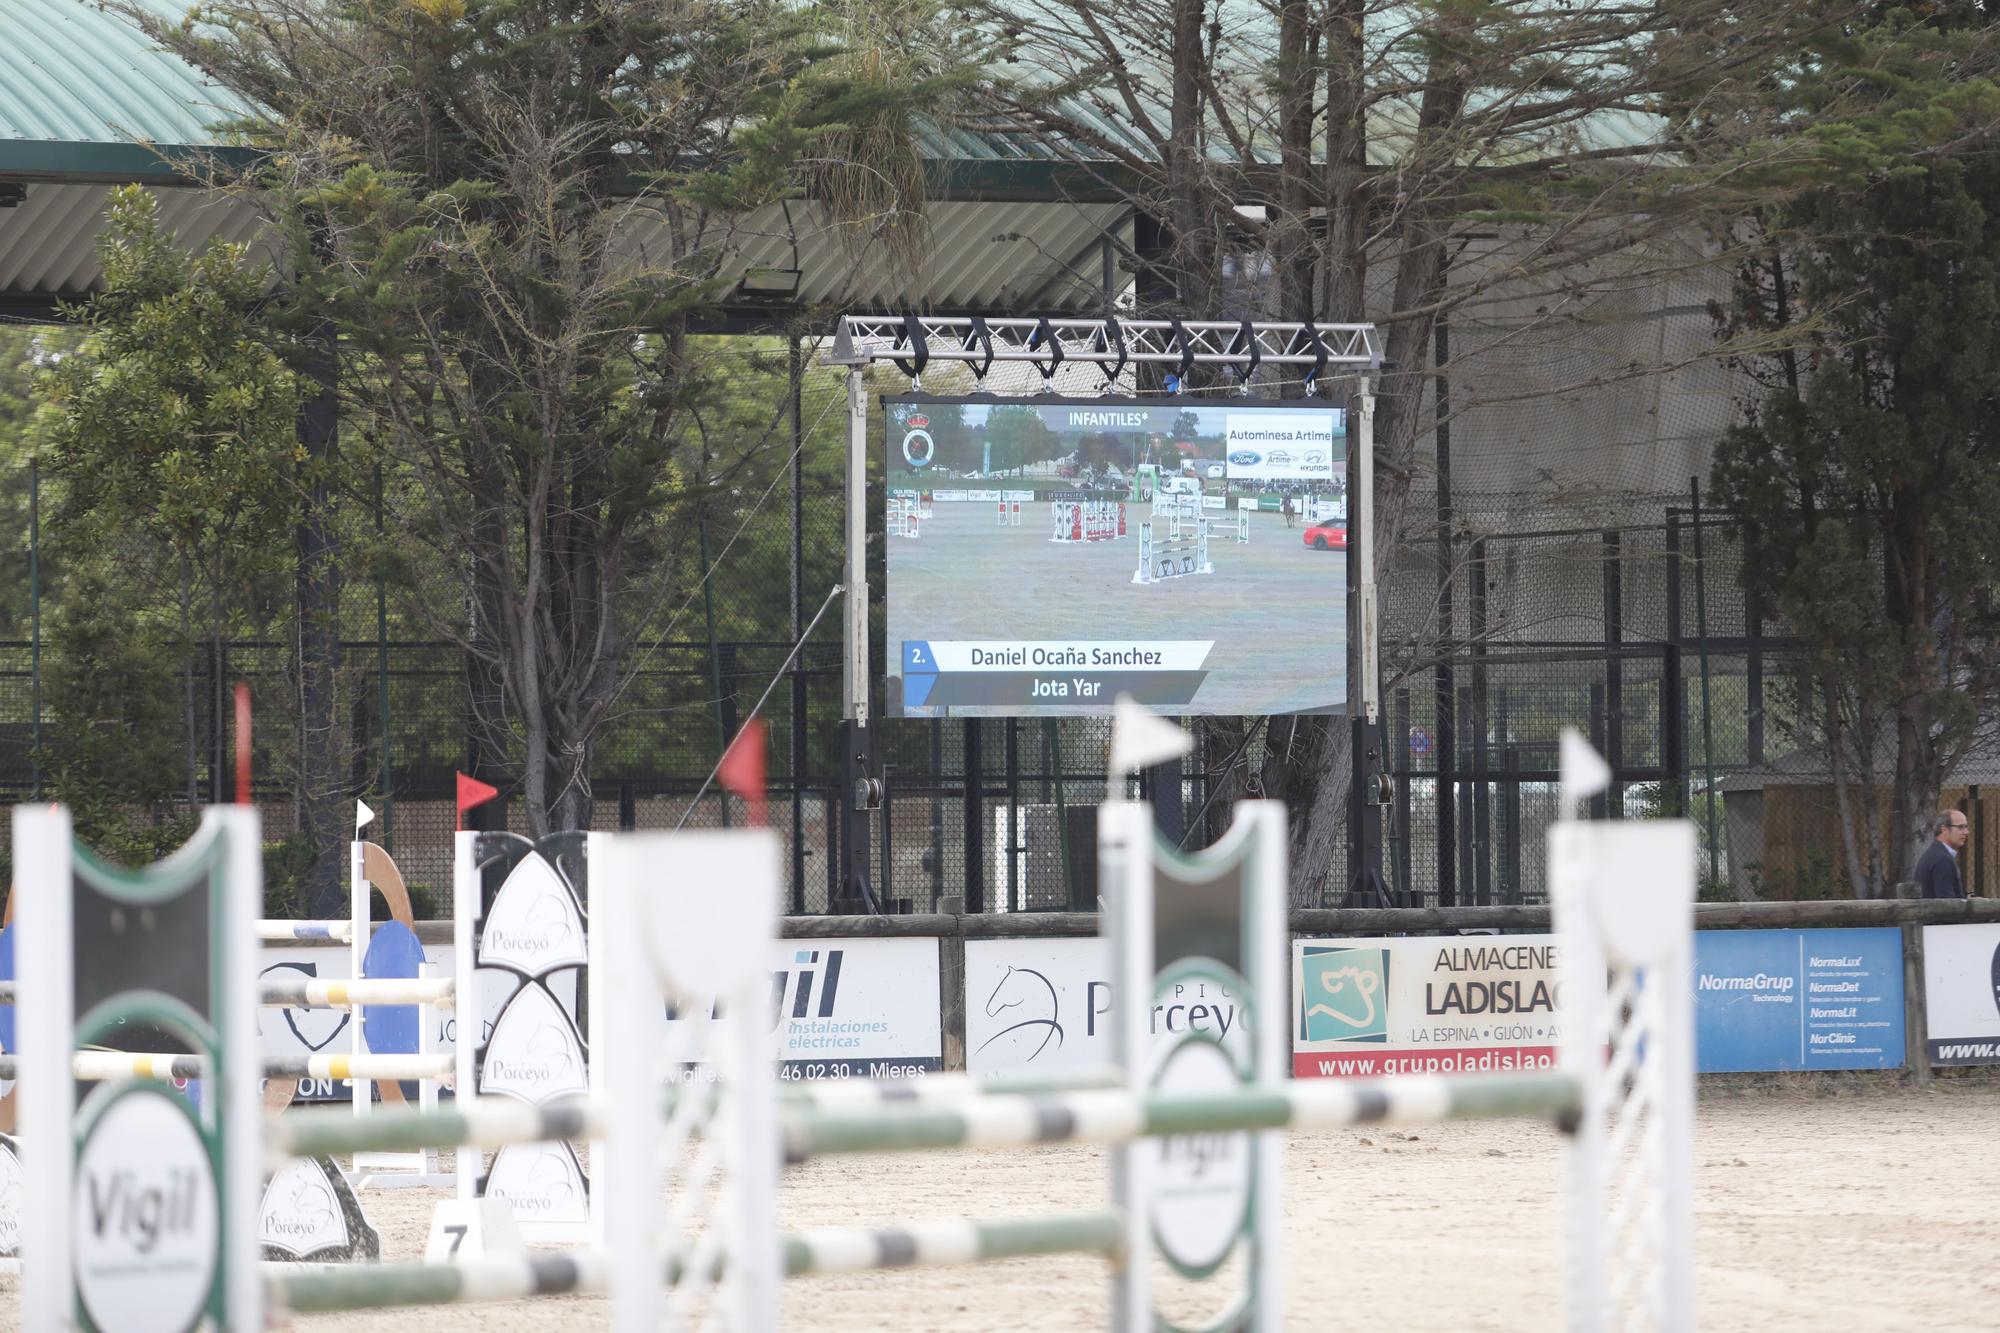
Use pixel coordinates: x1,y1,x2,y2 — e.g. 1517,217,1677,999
838,365,877,913
1345,375,1391,907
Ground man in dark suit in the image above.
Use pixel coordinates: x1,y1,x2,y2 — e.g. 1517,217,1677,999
1913,810,1970,899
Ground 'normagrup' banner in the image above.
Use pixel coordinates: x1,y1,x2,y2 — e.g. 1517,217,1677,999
1692,928,1903,1071
1291,935,1560,1078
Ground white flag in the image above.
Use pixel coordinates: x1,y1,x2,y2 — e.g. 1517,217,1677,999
355,800,376,832
1558,730,1611,816
1109,694,1192,778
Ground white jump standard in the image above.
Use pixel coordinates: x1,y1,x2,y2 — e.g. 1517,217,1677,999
1134,518,1213,583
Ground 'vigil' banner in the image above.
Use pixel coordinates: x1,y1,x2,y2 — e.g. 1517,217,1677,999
1292,934,1561,1078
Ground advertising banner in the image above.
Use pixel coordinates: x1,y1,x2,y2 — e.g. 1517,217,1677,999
1692,928,1904,1071
1921,924,2000,1065
1222,411,1340,482
769,937,942,1079
1291,935,1561,1078
963,937,1246,1074
266,934,944,1092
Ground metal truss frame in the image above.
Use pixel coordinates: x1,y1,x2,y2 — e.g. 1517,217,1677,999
826,315,1379,382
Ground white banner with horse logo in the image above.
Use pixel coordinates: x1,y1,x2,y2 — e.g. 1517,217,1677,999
964,938,1246,1074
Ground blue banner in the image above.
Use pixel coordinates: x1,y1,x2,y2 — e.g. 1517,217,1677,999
1693,928,1904,1072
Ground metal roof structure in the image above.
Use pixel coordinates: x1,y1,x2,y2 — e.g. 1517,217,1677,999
0,1,1670,320
0,0,1152,320
0,0,258,178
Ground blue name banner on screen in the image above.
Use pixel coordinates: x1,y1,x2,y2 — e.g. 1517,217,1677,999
1693,928,1904,1072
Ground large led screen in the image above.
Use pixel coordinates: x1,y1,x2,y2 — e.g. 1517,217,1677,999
884,395,1349,717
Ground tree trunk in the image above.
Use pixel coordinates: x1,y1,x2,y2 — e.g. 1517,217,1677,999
1162,0,1216,317
1275,0,1318,324
1281,720,1350,905
294,319,344,918
465,429,513,828
1321,0,1368,322
180,556,197,808
1286,41,1467,898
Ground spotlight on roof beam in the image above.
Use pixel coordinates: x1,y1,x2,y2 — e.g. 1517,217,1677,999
735,267,801,302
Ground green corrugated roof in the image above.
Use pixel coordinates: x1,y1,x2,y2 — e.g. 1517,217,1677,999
0,0,254,149
0,0,1664,188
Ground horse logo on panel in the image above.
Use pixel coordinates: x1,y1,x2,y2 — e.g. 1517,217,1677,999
974,965,1065,1063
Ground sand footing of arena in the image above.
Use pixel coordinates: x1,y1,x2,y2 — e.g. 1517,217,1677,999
5,1083,1993,1330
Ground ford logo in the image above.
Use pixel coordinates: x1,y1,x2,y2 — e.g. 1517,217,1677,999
1228,450,1261,466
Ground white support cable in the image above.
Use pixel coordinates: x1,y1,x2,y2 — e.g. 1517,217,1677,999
673,582,847,830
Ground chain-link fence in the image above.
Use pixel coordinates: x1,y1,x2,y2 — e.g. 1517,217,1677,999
1378,515,1802,907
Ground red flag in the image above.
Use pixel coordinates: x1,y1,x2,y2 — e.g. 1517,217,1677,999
456,771,500,832
717,720,769,828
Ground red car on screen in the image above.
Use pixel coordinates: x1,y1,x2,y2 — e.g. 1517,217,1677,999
1302,521,1348,550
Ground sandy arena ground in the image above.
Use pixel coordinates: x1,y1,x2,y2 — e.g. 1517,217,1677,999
10,1084,1987,1330
886,502,1347,717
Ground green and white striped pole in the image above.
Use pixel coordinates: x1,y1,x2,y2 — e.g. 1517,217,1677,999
261,1066,1575,1172
273,1250,614,1314
780,1071,1582,1162
269,1214,1126,1315
264,1066,1121,1167
783,1212,1124,1275
269,1096,601,1168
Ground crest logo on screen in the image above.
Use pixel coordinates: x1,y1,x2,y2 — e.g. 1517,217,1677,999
1298,946,1389,1043
261,961,350,1052
902,423,935,467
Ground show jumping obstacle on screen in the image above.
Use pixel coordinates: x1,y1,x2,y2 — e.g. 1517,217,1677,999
885,394,1349,718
